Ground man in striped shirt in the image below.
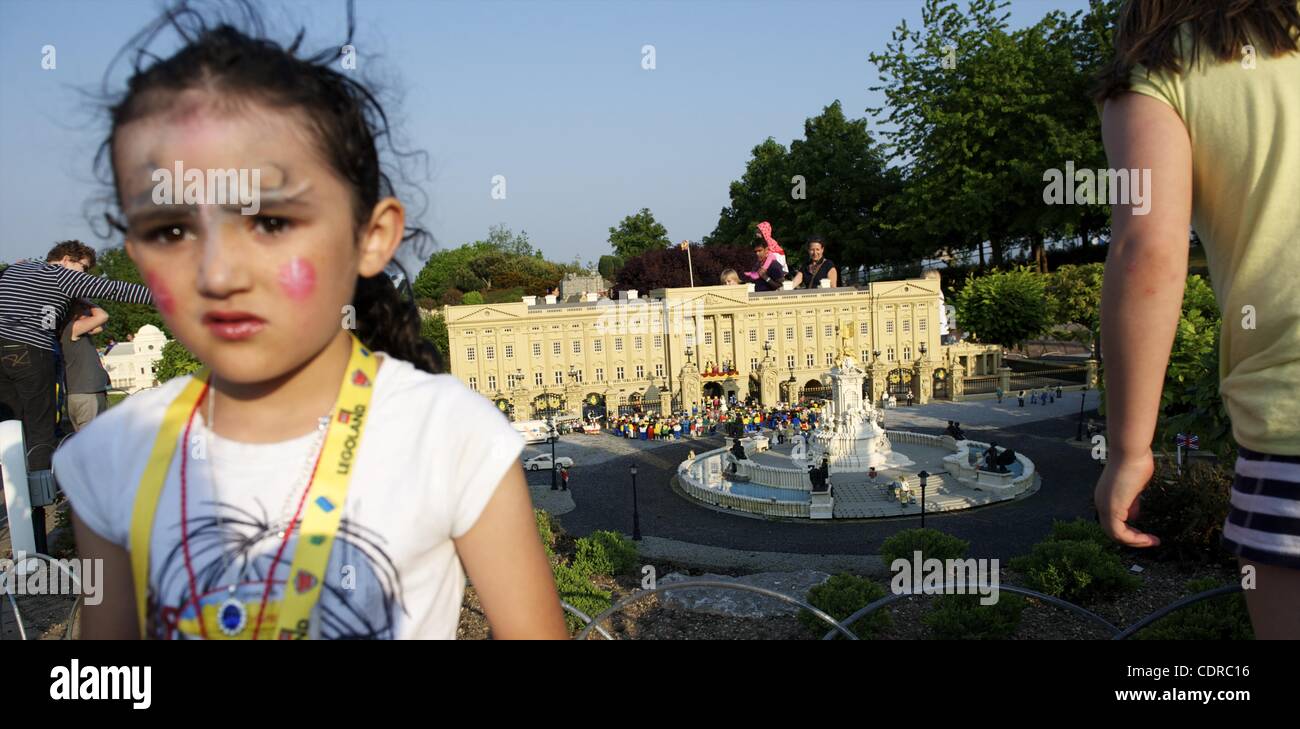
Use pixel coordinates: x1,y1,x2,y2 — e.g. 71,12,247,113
0,240,153,472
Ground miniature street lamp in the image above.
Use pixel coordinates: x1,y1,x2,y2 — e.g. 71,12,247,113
918,470,930,528
629,464,642,541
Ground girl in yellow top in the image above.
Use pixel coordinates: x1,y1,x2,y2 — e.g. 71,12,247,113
53,7,566,639
1094,0,1300,638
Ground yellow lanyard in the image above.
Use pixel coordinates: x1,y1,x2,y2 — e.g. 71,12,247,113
129,335,379,639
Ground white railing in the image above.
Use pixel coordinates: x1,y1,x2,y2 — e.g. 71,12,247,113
884,430,954,450
732,460,812,491
677,449,810,518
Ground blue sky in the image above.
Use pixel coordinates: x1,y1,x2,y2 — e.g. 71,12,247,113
0,0,1091,268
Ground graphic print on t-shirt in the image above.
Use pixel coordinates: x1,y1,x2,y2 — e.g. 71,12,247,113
147,500,405,640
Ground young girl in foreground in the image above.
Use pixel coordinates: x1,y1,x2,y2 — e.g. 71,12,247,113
1093,0,1300,638
54,11,566,639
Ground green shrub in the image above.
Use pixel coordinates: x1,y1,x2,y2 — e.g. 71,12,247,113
1135,577,1253,640
553,563,612,632
800,574,892,638
924,593,1026,640
1134,460,1234,564
573,530,639,578
1010,539,1138,603
535,509,558,559
881,529,970,566
1050,518,1117,552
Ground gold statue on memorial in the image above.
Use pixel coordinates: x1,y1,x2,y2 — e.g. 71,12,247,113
838,321,856,362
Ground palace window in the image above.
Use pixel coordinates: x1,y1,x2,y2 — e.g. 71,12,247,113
468,377,478,391
920,318,927,331
655,363,664,378
504,345,513,359
886,321,895,334
787,354,795,369
904,346,911,360
824,325,833,338
903,320,911,333
616,366,625,380
485,345,495,360
785,327,794,341
704,332,713,345
749,330,758,343
859,322,869,336
595,367,605,382
534,372,544,386
466,347,476,362
750,357,758,371
862,350,870,362
723,330,732,344
654,335,663,348
615,337,624,351
554,371,564,385
572,341,581,354
487,375,497,391
804,325,814,339
593,340,603,354
635,364,645,379
806,353,815,367
532,343,541,358
825,352,834,366
766,328,775,341
635,336,644,350
887,348,895,361
552,342,561,356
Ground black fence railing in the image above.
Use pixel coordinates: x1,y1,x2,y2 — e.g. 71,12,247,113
564,578,1246,641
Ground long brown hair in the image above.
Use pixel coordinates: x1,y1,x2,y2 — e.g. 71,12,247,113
1095,0,1300,101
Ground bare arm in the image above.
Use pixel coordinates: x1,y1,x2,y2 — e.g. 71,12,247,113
1094,92,1193,547
827,267,838,288
791,270,804,287
54,267,153,305
70,307,110,340
71,511,140,639
454,466,568,639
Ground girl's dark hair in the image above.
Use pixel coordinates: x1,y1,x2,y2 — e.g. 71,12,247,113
95,0,442,372
1095,0,1300,102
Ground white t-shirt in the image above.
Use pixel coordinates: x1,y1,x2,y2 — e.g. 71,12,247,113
52,355,524,639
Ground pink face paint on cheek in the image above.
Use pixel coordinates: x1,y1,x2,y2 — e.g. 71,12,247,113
144,271,175,316
277,257,317,301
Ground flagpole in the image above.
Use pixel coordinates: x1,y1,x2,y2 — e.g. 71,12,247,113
681,239,695,287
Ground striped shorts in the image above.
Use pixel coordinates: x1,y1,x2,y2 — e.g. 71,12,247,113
1222,447,1300,569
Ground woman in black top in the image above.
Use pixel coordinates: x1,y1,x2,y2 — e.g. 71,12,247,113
791,237,838,289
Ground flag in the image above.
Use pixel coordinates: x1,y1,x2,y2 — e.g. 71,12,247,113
1175,433,1200,449
679,240,690,251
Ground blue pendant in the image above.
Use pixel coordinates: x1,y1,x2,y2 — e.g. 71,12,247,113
218,597,248,637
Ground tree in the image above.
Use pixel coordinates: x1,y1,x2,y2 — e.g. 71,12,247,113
412,224,566,302
462,291,484,305
597,254,625,282
154,340,202,383
421,313,448,359
92,247,167,342
1045,262,1104,346
704,103,904,272
614,245,754,293
869,0,1112,272
608,208,670,259
954,266,1050,347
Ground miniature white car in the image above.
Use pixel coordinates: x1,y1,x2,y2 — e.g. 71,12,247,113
523,454,575,471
